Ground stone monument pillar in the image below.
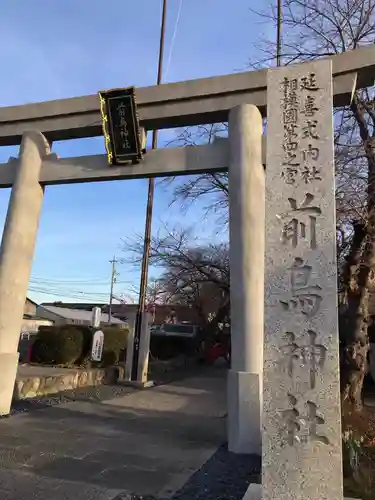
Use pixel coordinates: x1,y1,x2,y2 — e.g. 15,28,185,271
263,60,343,499
227,104,265,454
0,131,48,415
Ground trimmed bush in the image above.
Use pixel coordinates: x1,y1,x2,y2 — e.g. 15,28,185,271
100,327,128,367
31,325,128,367
32,325,84,365
75,326,95,365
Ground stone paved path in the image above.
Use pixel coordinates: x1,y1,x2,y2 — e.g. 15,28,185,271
0,367,227,499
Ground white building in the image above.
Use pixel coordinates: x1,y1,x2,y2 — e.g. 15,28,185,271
22,297,54,334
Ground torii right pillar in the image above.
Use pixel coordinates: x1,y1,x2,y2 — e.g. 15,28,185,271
227,104,264,455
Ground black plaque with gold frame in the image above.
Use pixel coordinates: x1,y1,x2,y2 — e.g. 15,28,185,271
98,86,143,165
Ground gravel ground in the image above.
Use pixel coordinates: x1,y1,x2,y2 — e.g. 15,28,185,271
169,443,260,500
112,444,261,500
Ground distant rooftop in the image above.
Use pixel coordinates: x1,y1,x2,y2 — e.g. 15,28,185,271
40,302,201,324
42,302,109,310
39,305,126,325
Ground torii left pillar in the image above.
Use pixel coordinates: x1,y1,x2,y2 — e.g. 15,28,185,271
0,131,49,415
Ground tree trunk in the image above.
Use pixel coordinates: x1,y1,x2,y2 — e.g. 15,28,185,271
340,104,375,410
340,222,368,411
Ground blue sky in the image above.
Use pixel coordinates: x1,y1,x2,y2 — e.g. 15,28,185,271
0,0,272,305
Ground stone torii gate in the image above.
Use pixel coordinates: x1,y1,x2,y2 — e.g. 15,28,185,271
0,46,374,466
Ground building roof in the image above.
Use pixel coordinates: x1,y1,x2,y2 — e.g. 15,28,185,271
42,302,108,310
39,305,126,325
26,297,39,306
40,302,201,324
23,313,53,321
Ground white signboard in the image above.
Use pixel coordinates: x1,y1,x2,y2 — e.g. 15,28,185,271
91,330,104,362
91,307,101,328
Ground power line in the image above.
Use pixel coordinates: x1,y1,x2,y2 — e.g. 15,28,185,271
29,289,109,298
29,282,110,290
30,276,108,285
29,278,130,286
28,283,111,294
28,288,111,301
30,280,110,285
28,285,109,295
276,0,282,67
28,261,135,304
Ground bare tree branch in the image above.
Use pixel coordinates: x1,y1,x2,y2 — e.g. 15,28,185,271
121,226,230,332
158,0,375,408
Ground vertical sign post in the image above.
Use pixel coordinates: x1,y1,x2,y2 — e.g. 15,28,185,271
91,330,104,362
91,307,101,328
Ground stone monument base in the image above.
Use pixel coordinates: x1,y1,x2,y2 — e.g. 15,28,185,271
242,484,358,500
227,369,262,455
0,352,19,415
242,484,261,500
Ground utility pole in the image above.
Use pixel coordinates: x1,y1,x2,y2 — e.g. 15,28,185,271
131,0,168,381
276,0,282,67
108,256,117,324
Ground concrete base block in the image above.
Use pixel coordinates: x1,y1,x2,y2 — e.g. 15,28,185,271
242,484,358,500
119,380,155,389
0,352,19,415
227,370,262,455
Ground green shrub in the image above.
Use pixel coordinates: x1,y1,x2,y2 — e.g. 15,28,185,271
100,327,128,367
32,325,85,365
75,326,95,365
31,325,128,367
31,331,55,364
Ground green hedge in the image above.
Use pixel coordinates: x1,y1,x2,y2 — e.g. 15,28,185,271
32,325,84,365
31,325,128,367
100,326,128,366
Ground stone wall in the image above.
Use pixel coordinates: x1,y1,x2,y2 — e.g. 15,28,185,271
14,365,125,400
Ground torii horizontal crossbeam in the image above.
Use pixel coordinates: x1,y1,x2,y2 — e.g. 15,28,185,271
0,140,230,188
0,46,374,146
